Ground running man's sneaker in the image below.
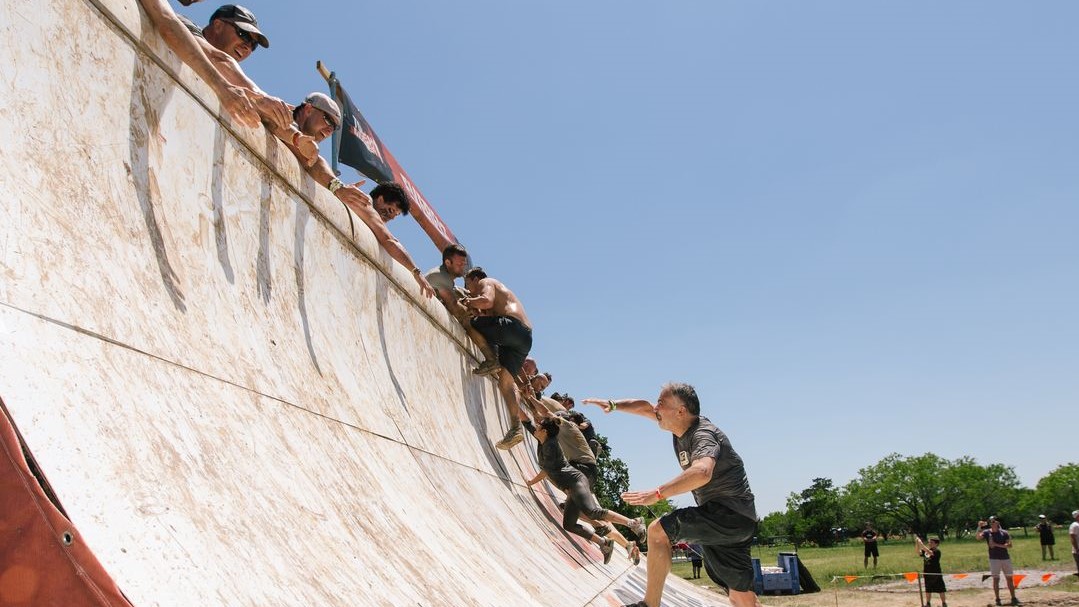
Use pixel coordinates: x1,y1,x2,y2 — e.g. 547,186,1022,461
628,517,647,542
600,538,614,564
472,359,501,376
495,426,523,450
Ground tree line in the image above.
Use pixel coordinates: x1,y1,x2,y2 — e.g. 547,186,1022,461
759,454,1079,547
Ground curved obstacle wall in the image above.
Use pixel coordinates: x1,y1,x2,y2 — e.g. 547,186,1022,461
0,0,732,605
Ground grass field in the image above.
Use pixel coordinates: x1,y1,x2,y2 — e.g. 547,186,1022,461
668,528,1079,593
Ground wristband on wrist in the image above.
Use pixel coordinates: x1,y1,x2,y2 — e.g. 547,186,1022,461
608,399,617,412
328,177,344,194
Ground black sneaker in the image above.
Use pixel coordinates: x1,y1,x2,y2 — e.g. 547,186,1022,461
1010,598,1021,606
995,599,1002,606
600,538,614,564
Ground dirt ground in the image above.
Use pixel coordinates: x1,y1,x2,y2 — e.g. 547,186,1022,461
762,586,1079,607
759,572,1079,607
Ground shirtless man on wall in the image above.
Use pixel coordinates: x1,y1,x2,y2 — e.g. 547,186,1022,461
460,267,534,449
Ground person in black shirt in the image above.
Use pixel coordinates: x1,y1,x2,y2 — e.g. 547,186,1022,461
1035,515,1056,560
523,418,646,564
585,382,759,607
916,536,947,607
862,522,880,569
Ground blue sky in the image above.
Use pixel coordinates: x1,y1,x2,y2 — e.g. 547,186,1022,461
182,1,1079,515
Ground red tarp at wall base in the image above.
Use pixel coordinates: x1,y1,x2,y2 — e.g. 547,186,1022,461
0,398,133,607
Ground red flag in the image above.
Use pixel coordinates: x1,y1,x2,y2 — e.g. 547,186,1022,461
904,572,919,583
327,74,459,253
844,576,857,584
1012,574,1025,587
952,573,968,579
1041,573,1053,582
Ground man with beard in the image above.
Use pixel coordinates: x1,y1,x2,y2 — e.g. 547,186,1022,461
423,244,499,375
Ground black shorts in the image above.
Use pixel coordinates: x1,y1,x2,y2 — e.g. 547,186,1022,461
864,542,879,557
659,501,757,593
570,461,598,487
470,315,532,375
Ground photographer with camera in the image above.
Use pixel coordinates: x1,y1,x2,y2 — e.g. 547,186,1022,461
976,516,1020,606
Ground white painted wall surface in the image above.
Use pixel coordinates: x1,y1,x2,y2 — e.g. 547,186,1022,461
0,0,733,605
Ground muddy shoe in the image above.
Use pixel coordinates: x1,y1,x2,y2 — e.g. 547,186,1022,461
627,544,641,566
472,359,501,376
628,517,647,542
495,426,523,450
600,538,614,564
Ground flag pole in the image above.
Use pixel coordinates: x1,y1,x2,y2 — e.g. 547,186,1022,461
316,60,342,177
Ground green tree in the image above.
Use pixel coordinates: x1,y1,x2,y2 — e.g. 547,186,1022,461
944,458,1023,535
843,453,1023,539
787,478,843,547
758,510,794,543
844,453,959,537
1028,463,1079,522
593,435,674,523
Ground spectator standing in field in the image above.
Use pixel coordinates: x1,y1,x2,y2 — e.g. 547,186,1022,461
862,522,880,569
1070,509,1079,577
585,383,760,607
916,536,947,607
1035,515,1056,560
689,543,704,579
976,516,1020,606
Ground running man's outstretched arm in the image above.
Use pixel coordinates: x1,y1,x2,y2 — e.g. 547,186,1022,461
622,456,715,506
581,397,655,420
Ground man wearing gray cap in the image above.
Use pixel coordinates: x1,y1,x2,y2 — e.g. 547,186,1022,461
266,92,341,168
266,92,434,300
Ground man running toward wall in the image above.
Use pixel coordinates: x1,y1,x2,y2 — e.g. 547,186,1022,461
584,383,760,607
